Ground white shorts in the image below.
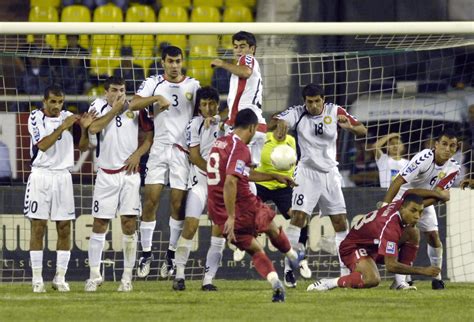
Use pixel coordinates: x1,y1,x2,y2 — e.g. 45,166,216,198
24,168,75,221
92,169,141,219
292,166,346,216
185,166,208,219
417,205,438,232
145,144,190,190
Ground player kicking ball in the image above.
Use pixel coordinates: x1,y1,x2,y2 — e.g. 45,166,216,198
207,109,302,302
84,77,153,292
173,86,225,291
307,191,448,292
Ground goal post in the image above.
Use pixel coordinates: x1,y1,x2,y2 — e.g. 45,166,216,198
0,21,473,282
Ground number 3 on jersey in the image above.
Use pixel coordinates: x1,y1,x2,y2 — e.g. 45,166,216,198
172,94,179,107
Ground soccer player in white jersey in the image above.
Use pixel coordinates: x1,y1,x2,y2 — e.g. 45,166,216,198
383,128,460,290
374,133,409,188
274,83,367,277
84,77,154,292
129,46,200,278
25,85,96,293
173,86,226,291
211,31,266,166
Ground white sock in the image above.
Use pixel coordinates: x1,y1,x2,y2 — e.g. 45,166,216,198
394,274,406,285
169,218,184,251
30,250,43,284
122,233,137,282
285,248,298,261
266,271,279,288
335,230,350,276
56,250,71,282
140,221,156,252
285,224,301,248
88,232,105,279
284,257,291,272
203,236,225,285
427,244,443,280
175,236,193,280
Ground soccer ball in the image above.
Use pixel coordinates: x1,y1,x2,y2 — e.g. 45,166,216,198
270,144,297,171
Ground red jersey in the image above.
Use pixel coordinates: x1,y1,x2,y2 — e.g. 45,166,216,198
341,200,406,259
207,133,259,225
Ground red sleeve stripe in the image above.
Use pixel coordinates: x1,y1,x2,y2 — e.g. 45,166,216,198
337,106,359,126
437,171,459,189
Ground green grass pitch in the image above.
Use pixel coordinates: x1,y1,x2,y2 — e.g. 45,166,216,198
0,280,473,321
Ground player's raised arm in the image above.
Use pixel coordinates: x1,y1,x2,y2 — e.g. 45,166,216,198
78,110,98,152
89,94,126,135
211,58,252,79
374,133,400,160
36,114,78,152
129,94,170,112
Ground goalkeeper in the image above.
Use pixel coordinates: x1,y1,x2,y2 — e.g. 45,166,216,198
254,122,311,288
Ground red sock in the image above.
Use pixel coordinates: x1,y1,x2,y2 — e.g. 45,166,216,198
398,242,419,266
337,272,365,289
268,227,291,254
252,251,276,279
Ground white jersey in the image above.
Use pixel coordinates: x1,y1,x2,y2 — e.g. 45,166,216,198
136,74,200,147
227,54,266,126
88,98,153,170
277,103,359,173
185,115,219,163
395,149,460,200
376,153,409,188
28,109,74,170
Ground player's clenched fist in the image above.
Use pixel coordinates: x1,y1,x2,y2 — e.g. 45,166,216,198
210,59,224,68
61,115,79,130
337,115,352,129
423,266,442,277
154,95,170,113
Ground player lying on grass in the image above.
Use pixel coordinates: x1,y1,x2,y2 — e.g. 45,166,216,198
307,190,449,292
207,109,302,302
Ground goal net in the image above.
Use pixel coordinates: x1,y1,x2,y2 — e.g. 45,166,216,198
0,22,473,282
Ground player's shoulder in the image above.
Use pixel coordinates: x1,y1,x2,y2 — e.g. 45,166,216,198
285,134,296,146
280,104,305,116
414,149,434,162
184,76,200,86
90,97,107,110
29,108,44,119
60,110,74,118
188,115,204,127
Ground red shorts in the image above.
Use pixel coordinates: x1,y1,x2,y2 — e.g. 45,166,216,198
215,202,275,250
339,242,384,271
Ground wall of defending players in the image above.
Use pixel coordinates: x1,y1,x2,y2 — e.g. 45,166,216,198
0,186,449,282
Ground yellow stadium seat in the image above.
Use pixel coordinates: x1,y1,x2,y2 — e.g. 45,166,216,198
30,0,60,8
91,34,122,50
28,6,59,48
161,0,190,8
223,5,253,22
158,6,188,22
193,0,223,8
59,5,91,49
125,4,156,22
188,45,217,85
221,6,253,49
93,3,123,22
90,45,121,76
132,47,154,77
87,85,105,98
190,6,220,22
189,35,219,48
156,35,187,52
123,35,155,53
225,0,256,8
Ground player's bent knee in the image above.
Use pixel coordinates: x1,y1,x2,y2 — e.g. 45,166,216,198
425,231,442,248
290,210,307,227
56,221,71,238
182,219,199,240
363,275,381,288
121,216,137,235
330,214,348,232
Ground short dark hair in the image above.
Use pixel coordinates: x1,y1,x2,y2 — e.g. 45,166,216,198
44,84,64,100
104,76,125,90
402,194,424,206
302,83,325,100
436,128,458,142
196,86,219,104
234,109,258,128
232,31,257,48
161,45,183,60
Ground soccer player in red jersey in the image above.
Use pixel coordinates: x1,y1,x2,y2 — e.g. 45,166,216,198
207,109,300,302
307,191,449,292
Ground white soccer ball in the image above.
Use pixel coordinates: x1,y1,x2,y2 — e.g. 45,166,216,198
270,144,297,171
